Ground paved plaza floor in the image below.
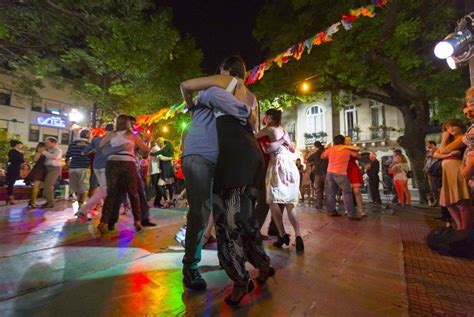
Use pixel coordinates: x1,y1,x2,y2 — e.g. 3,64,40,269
0,198,473,316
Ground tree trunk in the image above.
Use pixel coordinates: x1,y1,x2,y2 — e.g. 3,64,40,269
397,100,431,205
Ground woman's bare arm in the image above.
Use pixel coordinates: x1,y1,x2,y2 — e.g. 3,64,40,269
180,75,232,108
134,135,150,155
100,132,114,148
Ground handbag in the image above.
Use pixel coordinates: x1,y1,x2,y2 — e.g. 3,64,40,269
406,170,413,178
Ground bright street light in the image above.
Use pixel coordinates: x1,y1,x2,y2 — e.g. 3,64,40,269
301,82,310,92
162,126,169,133
69,108,83,123
434,40,455,59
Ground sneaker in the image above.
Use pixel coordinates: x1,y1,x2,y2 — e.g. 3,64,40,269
183,268,207,290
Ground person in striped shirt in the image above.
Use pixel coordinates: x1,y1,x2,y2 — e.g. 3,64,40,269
65,129,91,209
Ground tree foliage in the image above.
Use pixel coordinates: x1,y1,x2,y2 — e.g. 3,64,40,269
0,0,203,118
253,0,469,203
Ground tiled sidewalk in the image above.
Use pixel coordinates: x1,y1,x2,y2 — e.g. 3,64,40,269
398,208,474,316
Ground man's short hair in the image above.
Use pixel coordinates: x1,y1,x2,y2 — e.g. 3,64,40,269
46,137,58,144
314,141,322,149
427,140,437,146
334,135,345,145
80,129,91,139
9,140,22,147
105,123,114,132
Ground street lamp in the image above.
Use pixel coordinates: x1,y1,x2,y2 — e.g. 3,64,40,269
301,82,310,92
162,126,169,133
434,14,474,69
68,108,83,123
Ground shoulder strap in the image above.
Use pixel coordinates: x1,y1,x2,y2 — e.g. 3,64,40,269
225,77,238,93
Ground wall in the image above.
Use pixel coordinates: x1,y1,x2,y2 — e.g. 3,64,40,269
0,72,91,152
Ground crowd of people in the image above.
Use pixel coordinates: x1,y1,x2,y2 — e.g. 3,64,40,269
3,55,474,306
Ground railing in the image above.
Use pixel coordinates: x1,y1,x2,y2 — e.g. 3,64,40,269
356,130,401,142
304,133,327,145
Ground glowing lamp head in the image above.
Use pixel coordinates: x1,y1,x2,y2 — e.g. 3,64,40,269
301,82,310,92
145,127,152,135
162,126,169,133
181,122,187,129
434,41,454,59
446,56,457,70
434,30,473,60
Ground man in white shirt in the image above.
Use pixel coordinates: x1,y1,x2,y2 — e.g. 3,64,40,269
40,137,63,208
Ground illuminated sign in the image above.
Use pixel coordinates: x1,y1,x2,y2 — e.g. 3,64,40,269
36,116,67,128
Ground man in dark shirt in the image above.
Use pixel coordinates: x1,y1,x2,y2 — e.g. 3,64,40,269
366,152,382,204
306,141,328,210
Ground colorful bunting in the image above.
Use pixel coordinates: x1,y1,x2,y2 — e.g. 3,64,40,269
134,2,389,127
245,1,388,84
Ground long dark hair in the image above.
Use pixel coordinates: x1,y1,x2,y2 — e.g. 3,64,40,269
35,142,46,152
115,114,131,132
220,55,246,79
443,118,467,145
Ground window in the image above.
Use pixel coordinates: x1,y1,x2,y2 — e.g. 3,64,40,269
61,132,70,145
0,92,11,106
29,125,40,142
31,97,43,112
344,105,357,136
369,100,385,127
43,134,57,142
44,100,61,115
305,105,325,133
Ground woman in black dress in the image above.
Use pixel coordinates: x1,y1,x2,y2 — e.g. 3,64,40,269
5,140,24,205
25,142,47,208
181,56,272,306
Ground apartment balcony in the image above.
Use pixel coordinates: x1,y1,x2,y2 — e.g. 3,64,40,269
349,129,401,148
304,132,328,146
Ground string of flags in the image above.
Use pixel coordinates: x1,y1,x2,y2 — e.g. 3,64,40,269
245,0,388,85
134,0,388,127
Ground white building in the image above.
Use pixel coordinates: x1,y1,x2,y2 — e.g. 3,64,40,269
280,92,406,156
0,72,91,152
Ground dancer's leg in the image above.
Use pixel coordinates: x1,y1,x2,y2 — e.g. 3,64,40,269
285,203,301,236
269,203,286,237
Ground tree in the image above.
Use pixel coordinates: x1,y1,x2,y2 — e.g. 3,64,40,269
253,0,468,203
0,0,202,121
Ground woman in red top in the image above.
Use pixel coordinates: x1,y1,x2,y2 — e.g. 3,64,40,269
344,136,366,217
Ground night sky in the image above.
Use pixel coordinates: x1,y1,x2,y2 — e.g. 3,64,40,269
155,0,265,74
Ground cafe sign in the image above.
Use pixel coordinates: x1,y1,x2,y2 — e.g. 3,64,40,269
36,116,67,128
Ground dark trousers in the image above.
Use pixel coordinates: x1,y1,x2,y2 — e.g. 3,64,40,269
182,155,215,270
369,175,382,203
6,178,17,196
213,187,270,282
150,173,166,206
314,174,326,209
101,161,141,224
109,165,150,224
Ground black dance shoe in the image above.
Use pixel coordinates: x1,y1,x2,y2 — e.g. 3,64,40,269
225,279,254,306
295,236,305,252
273,234,290,248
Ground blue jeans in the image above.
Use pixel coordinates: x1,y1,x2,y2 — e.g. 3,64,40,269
325,172,356,216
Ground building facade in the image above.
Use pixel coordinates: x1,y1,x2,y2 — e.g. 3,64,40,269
0,72,91,152
281,92,406,153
